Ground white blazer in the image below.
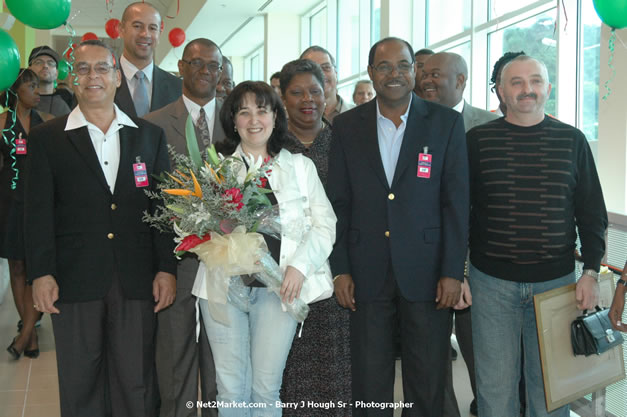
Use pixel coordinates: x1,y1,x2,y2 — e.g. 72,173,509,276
192,147,336,300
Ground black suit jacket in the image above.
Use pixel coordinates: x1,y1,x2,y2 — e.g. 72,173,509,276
115,65,182,117
24,115,177,302
327,94,469,303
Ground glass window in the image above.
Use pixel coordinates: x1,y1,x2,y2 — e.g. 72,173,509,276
337,0,361,80
371,0,381,43
489,0,539,19
578,0,601,141
488,9,557,114
427,0,471,45
310,7,328,47
444,41,471,103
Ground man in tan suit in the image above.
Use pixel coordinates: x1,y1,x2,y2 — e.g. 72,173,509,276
144,37,226,417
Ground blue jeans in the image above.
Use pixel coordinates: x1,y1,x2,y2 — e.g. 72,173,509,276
469,263,574,417
199,286,298,417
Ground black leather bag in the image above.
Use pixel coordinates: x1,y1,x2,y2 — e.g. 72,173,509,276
571,306,624,356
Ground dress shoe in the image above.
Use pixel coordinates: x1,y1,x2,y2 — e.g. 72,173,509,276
24,348,40,359
470,399,478,416
6,338,21,360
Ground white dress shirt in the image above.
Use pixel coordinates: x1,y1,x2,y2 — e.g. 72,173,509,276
376,96,412,187
65,104,138,193
452,98,465,114
120,55,154,108
182,95,216,142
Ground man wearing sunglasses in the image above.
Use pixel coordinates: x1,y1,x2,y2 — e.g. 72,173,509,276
115,2,181,117
144,37,226,417
26,40,176,417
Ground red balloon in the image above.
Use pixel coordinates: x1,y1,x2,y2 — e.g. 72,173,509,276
64,43,77,59
81,32,98,41
105,18,120,39
168,28,185,47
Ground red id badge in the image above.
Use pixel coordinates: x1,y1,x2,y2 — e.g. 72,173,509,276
133,162,149,187
417,153,432,178
16,134,26,155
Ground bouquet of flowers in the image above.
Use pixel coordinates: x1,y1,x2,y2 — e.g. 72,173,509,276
144,143,310,324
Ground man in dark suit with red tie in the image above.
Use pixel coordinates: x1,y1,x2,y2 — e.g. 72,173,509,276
25,40,176,417
328,37,469,417
114,2,181,117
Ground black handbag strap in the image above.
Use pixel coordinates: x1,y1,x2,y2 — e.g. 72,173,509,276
582,306,603,315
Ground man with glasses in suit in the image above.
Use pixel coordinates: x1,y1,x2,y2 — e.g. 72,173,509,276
26,40,176,417
144,37,226,417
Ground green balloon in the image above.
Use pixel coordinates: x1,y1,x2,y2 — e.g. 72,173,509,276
0,30,21,91
593,0,627,29
5,0,71,30
57,60,70,81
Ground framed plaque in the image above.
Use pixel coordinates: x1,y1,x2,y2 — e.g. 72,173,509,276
534,271,625,411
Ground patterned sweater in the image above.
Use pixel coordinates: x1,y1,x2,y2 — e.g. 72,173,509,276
467,116,607,282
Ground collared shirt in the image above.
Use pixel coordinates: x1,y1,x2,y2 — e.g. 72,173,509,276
452,98,465,114
120,55,154,108
65,104,138,193
182,94,216,142
327,94,355,124
376,95,412,187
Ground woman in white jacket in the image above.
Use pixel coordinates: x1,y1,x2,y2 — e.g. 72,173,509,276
195,81,336,417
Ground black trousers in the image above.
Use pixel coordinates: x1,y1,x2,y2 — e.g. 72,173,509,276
51,275,157,417
443,307,476,417
350,271,451,417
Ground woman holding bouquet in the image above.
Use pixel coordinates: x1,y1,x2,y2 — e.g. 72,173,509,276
279,59,352,416
195,81,336,416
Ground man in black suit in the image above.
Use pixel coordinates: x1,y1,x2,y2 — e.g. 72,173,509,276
328,37,469,417
144,38,226,417
115,2,181,117
26,40,176,417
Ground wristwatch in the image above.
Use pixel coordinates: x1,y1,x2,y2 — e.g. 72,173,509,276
617,278,627,286
581,269,600,282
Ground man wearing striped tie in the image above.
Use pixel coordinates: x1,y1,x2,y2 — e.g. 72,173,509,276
144,37,227,417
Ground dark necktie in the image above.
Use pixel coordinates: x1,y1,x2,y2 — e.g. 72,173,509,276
196,107,211,147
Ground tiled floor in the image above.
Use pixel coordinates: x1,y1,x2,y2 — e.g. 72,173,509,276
0,258,475,417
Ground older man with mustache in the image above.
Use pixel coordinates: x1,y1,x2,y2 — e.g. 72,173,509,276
466,55,607,417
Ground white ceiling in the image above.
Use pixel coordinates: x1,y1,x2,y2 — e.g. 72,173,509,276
46,0,322,71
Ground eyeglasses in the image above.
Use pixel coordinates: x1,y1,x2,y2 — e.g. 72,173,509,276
181,59,222,73
371,62,414,75
75,63,115,76
219,79,235,89
319,63,335,72
31,58,57,68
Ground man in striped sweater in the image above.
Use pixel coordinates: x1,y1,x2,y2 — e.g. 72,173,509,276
466,55,607,417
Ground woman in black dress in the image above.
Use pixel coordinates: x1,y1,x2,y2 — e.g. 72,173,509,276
1,69,52,359
279,59,351,416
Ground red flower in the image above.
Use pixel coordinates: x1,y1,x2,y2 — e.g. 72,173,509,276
224,188,244,211
176,234,211,252
258,177,268,188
